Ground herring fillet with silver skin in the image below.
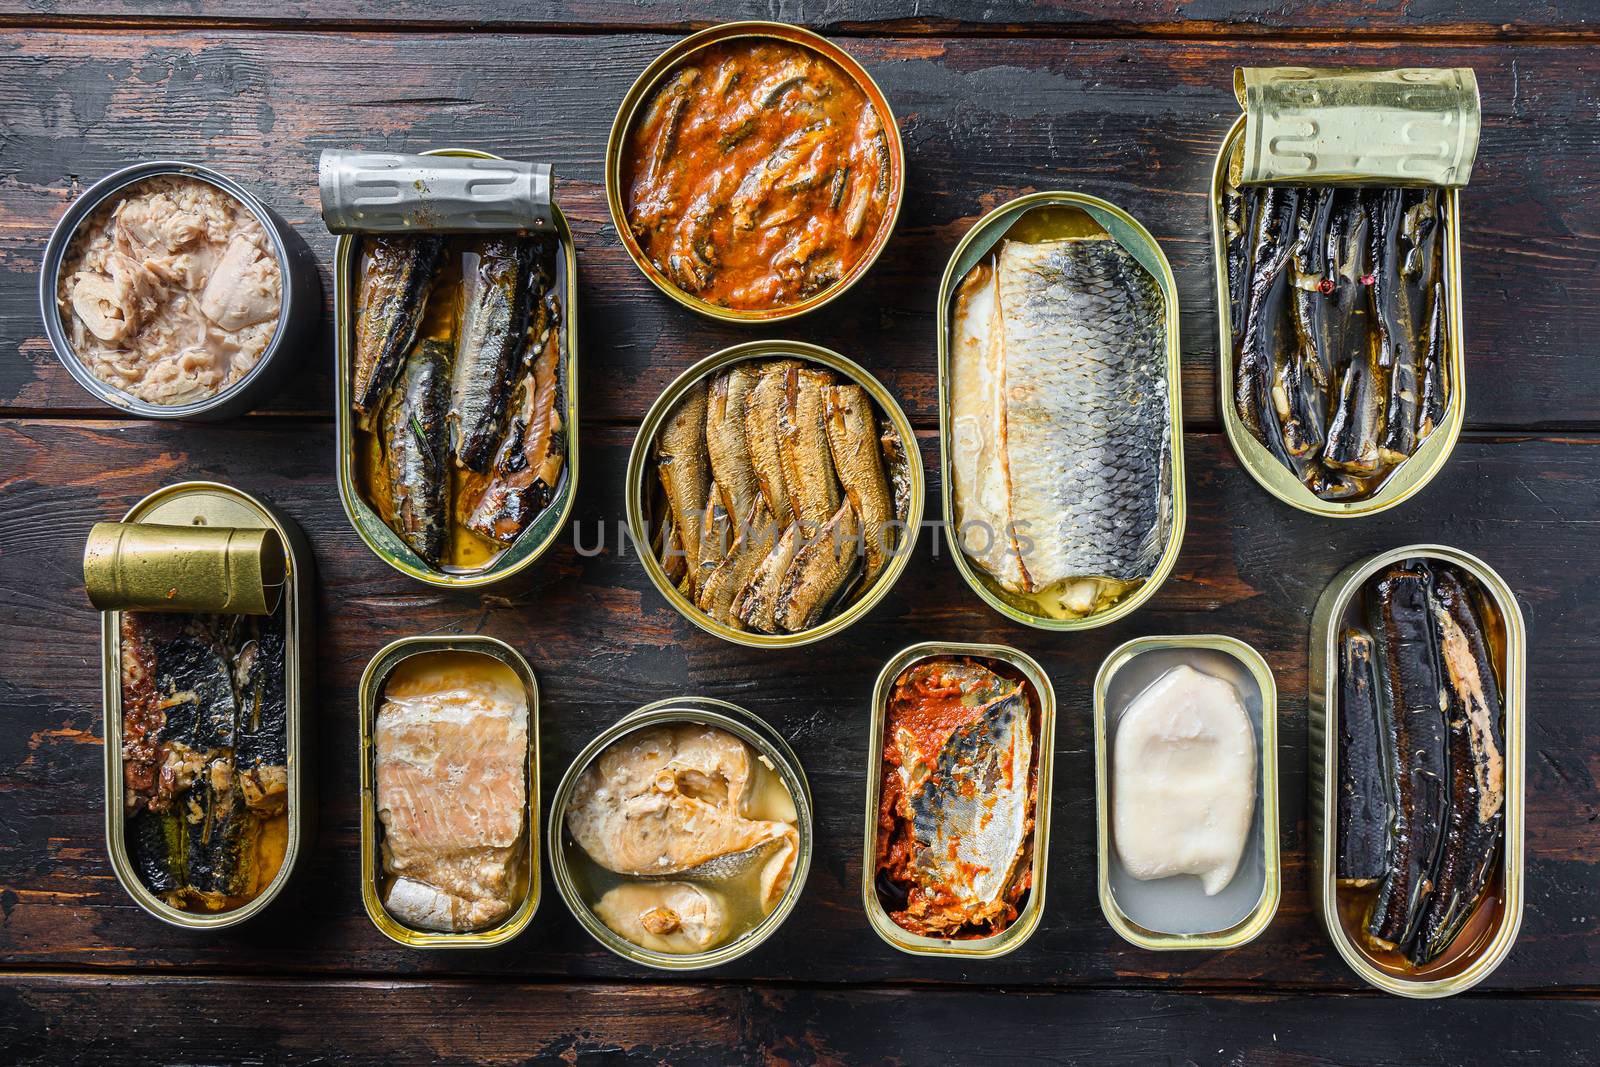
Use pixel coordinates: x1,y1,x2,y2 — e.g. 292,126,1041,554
951,237,1169,593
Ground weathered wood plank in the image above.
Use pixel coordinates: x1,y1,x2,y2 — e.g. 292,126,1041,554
0,419,1594,987
3,30,1596,429
0,0,1594,37
2,974,1597,1066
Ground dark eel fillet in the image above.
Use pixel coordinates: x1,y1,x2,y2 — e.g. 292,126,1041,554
151,615,239,757
128,808,185,897
183,783,260,906
450,237,532,472
462,254,566,544
382,339,452,565
1366,562,1449,950
1338,628,1392,885
1411,567,1507,965
353,235,446,414
234,613,289,816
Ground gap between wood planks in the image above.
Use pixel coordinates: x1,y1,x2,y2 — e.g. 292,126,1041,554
2,965,1599,1000
0,12,1596,44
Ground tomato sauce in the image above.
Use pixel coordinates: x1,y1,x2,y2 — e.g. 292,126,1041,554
623,39,893,311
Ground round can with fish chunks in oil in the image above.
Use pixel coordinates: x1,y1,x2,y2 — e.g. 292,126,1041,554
40,160,321,420
547,697,813,971
1308,545,1525,997
627,339,924,648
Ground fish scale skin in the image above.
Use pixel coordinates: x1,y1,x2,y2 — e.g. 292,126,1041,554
995,238,1169,586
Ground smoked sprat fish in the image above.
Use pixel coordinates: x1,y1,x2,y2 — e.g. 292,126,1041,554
1225,177,1450,500
648,356,910,635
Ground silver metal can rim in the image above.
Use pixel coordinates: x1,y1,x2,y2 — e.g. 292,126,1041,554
546,697,814,971
625,339,925,648
39,159,303,419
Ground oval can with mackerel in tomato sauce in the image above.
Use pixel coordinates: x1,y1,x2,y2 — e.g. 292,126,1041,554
621,36,897,314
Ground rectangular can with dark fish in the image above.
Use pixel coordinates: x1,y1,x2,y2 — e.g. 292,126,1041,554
546,697,813,970
863,641,1055,957
358,635,541,948
937,191,1185,630
1211,68,1479,516
626,339,924,649
1093,635,1280,950
88,481,315,929
333,148,579,588
1309,545,1525,997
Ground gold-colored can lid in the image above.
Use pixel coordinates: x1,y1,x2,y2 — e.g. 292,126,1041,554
83,522,286,614
1234,67,1480,187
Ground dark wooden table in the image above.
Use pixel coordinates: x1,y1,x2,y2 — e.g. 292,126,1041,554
2,3,1598,1063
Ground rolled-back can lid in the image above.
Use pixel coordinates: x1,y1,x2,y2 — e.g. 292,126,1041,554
1234,67,1480,187
84,522,285,614
319,149,553,234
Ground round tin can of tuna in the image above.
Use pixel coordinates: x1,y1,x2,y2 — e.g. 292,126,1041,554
547,697,813,970
39,160,320,420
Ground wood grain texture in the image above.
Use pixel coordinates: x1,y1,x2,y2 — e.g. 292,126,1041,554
0,419,1594,988
3,30,1597,430
0,0,1595,37
3,974,1599,1065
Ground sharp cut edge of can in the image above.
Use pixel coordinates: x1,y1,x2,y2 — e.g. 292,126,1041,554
603,20,905,324
934,190,1186,630
860,641,1056,958
40,160,319,421
1209,116,1467,518
545,697,814,970
624,339,925,649
100,481,315,929
357,634,541,948
1091,634,1281,951
332,148,580,589
1308,544,1525,997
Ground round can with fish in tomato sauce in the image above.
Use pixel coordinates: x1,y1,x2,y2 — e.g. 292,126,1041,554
606,22,904,322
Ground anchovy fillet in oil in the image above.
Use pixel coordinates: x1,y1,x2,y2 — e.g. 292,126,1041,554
1337,628,1391,884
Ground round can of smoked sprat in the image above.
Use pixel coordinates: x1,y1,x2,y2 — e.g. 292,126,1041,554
626,339,924,648
40,160,320,420
547,697,813,971
1308,545,1525,997
605,21,905,323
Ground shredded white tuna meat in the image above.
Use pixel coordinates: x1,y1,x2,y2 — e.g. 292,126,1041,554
57,175,282,406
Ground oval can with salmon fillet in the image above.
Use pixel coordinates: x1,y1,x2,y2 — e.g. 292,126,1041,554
358,636,540,948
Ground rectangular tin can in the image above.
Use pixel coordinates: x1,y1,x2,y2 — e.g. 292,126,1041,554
358,635,540,948
333,147,579,588
1308,544,1525,997
1093,635,1280,950
97,481,316,929
1209,70,1473,517
625,338,925,649
862,641,1056,957
546,696,814,970
936,191,1186,629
